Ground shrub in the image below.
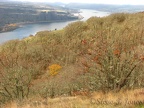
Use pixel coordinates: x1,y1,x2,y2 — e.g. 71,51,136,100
64,21,87,39
110,13,128,23
0,66,32,103
48,64,62,76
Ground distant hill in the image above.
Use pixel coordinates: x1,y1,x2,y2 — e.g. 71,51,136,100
65,3,144,13
0,0,11,2
49,2,66,6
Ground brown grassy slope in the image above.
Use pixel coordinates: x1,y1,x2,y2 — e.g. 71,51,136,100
3,89,144,108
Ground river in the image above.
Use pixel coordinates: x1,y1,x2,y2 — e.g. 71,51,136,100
0,9,110,44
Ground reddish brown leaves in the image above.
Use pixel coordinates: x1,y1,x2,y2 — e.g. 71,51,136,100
113,49,121,56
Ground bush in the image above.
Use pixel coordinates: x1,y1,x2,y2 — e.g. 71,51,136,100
0,66,32,103
48,64,62,76
110,13,128,23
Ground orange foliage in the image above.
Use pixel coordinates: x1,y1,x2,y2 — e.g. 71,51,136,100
140,55,144,61
71,89,90,96
48,64,62,76
93,56,99,62
113,49,121,56
81,39,87,45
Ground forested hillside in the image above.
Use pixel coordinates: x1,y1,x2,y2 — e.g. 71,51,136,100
0,12,144,107
0,1,78,32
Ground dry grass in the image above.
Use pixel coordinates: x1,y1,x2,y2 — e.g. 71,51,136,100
2,88,144,108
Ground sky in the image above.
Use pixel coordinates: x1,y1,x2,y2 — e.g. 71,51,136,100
13,0,144,5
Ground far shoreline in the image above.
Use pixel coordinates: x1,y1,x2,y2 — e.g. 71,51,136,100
0,17,82,33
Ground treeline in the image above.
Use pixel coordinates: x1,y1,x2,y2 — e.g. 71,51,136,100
0,10,77,25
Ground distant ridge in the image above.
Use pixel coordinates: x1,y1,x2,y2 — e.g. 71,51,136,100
65,3,144,13
0,0,10,2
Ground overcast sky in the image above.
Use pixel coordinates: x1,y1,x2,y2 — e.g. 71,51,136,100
14,0,144,5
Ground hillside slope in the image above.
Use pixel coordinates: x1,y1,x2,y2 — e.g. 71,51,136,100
0,12,144,107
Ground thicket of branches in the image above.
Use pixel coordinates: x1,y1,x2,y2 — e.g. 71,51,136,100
0,12,144,104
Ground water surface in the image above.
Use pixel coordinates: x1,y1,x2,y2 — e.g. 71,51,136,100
0,9,110,44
